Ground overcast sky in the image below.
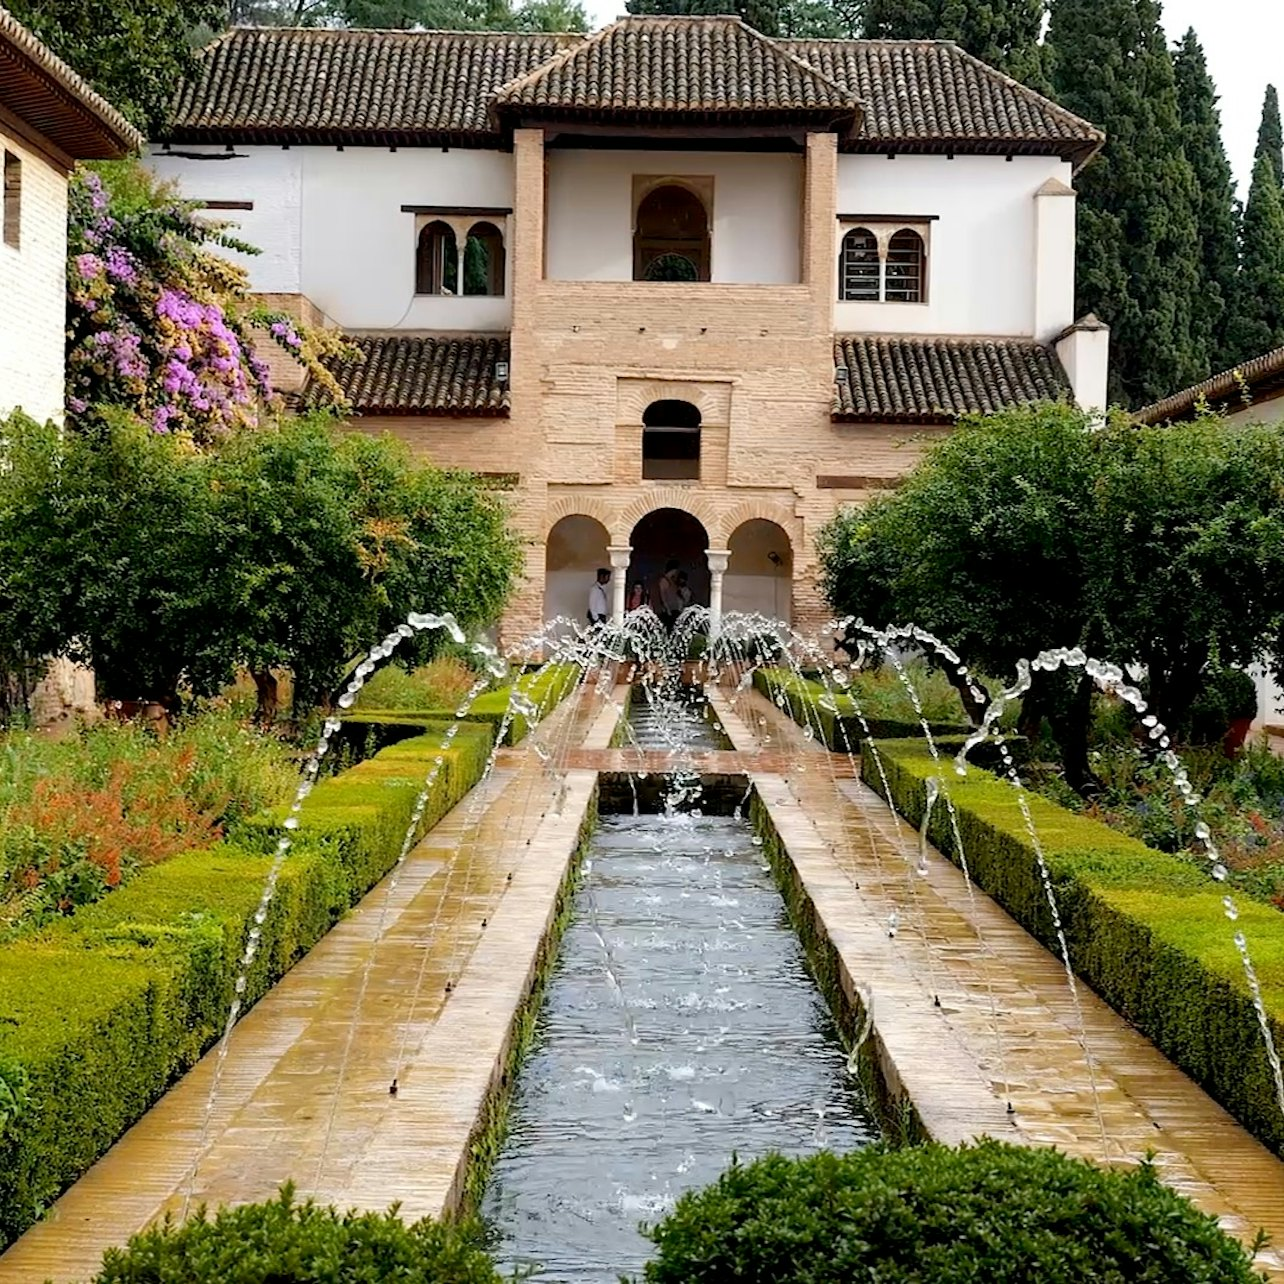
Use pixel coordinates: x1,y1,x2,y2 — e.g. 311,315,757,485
583,0,1281,196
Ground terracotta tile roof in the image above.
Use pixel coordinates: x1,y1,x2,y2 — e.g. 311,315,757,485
165,27,581,146
491,16,860,127
783,39,1102,166
0,5,142,157
319,333,510,416
161,21,1100,160
1133,345,1284,424
832,334,1071,422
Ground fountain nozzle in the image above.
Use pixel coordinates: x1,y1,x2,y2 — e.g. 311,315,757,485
389,1079,398,1096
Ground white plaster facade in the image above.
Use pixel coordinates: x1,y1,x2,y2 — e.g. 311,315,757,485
0,125,68,422
832,153,1075,340
148,145,515,330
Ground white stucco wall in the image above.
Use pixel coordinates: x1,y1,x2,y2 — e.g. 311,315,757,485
833,153,1073,338
0,128,67,422
145,145,514,329
545,150,803,284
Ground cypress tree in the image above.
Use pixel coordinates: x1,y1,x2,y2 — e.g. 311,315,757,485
1257,85,1283,187
1226,150,1284,362
1172,30,1241,372
859,0,1048,87
1046,0,1206,406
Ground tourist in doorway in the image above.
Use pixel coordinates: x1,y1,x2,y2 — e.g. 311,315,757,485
657,559,682,630
627,582,645,613
676,571,693,614
588,567,610,626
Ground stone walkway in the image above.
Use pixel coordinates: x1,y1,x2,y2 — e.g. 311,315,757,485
4,675,1283,1281
714,687,1284,1279
0,684,621,1284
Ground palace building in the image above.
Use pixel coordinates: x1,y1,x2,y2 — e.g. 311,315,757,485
148,16,1108,640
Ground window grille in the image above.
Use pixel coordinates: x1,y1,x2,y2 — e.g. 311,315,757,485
839,227,879,301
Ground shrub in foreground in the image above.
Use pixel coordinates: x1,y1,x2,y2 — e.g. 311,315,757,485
639,1141,1265,1283
89,1184,504,1283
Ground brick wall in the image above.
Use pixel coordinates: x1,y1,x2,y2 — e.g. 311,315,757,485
0,125,68,423
338,131,942,648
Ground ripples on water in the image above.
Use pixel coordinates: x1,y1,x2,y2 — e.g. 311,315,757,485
482,807,879,1282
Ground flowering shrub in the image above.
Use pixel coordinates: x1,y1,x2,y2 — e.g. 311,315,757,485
0,710,297,930
66,164,348,444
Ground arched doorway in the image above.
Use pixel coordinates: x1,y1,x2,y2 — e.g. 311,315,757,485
545,514,609,629
629,508,709,615
633,183,711,282
726,519,792,624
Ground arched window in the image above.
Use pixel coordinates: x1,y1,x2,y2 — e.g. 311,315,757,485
463,221,505,297
634,184,710,283
885,228,925,303
415,220,457,296
838,227,879,301
642,399,701,480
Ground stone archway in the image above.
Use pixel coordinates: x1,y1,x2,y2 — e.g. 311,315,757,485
545,513,610,630
629,508,710,616
727,518,793,624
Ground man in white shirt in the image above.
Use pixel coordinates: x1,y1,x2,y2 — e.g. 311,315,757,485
588,567,610,625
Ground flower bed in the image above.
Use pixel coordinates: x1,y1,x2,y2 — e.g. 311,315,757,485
347,663,582,749
0,712,298,934
862,737,1284,1157
0,721,492,1249
753,666,969,750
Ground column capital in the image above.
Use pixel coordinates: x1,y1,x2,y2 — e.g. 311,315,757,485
705,547,731,574
607,544,632,569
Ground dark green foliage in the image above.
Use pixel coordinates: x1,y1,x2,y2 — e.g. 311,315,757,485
640,1140,1264,1282
859,0,1048,87
623,0,852,40
90,1184,503,1283
863,736,1284,1158
0,725,491,1248
0,412,522,711
1172,30,1242,373
4,0,220,134
818,404,1284,785
1257,85,1283,188
1227,150,1284,365
231,0,588,31
1046,0,1206,406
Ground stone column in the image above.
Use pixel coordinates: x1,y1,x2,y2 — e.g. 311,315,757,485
608,544,632,625
706,548,731,638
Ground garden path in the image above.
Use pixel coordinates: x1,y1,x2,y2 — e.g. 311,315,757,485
0,682,622,1284
713,688,1284,1280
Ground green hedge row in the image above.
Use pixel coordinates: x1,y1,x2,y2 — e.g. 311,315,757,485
862,737,1284,1157
0,722,493,1249
753,667,969,750
347,662,581,749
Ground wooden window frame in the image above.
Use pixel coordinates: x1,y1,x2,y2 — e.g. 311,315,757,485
835,218,931,305
3,151,20,250
632,177,713,284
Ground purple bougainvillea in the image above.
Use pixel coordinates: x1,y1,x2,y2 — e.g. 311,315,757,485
65,166,345,445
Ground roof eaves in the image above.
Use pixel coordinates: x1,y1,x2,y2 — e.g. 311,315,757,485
0,4,142,156
1133,346,1284,425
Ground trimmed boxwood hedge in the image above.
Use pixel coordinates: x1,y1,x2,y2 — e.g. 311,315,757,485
753,667,969,750
862,737,1284,1158
89,1184,503,1283
0,722,493,1250
347,662,581,749
638,1140,1264,1282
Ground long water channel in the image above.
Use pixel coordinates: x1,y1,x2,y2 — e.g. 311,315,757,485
483,689,878,1281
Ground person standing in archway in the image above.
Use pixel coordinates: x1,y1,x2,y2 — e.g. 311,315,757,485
588,568,610,626
656,559,682,630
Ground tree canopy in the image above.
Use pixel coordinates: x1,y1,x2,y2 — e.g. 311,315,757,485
0,412,522,714
1172,30,1241,374
858,0,1047,87
1226,150,1284,364
1256,84,1283,188
818,403,1284,788
1045,0,1206,408
4,0,221,134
